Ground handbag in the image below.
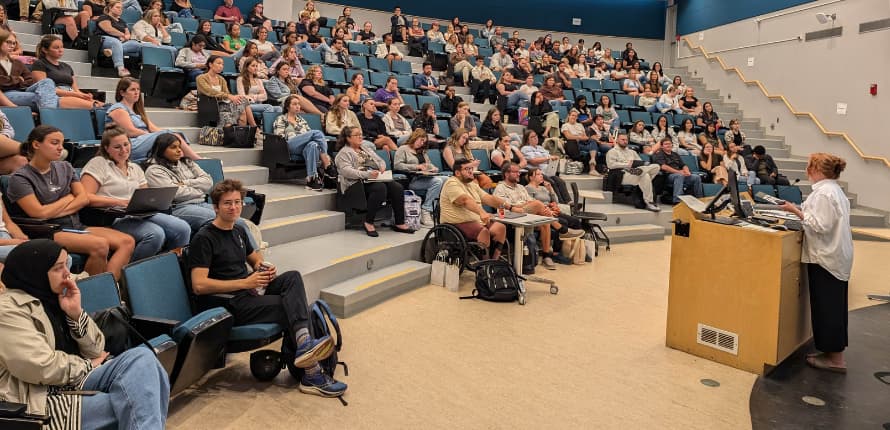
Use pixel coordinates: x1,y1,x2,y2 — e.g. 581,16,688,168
430,252,446,287
198,126,223,146
90,306,154,356
223,125,258,148
583,232,597,260
543,160,559,177
444,258,460,292
560,237,587,265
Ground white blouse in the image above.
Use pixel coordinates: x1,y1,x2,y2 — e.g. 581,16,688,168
800,179,853,281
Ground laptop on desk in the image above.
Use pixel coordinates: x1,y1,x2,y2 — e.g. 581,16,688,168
108,187,178,217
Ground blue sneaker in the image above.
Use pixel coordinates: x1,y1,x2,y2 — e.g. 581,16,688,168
293,336,334,368
299,372,348,397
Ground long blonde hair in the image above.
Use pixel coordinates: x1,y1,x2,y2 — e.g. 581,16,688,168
447,128,473,161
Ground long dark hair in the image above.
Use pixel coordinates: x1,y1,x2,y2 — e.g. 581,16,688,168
21,125,62,159
147,132,186,169
115,77,148,120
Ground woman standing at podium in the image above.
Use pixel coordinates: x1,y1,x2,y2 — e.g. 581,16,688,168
780,153,853,373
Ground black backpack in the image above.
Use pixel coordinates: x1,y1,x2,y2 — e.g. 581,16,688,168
286,299,349,405
462,259,523,302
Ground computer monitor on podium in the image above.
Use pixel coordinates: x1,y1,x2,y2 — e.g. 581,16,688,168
702,173,747,219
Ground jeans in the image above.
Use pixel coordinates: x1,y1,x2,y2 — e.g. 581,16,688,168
409,175,445,212
101,36,146,69
249,103,281,117
172,202,259,249
4,78,59,110
113,213,192,261
647,102,682,114
667,172,703,203
740,171,760,185
80,347,170,430
286,130,328,177
548,100,573,110
507,92,530,110
0,231,15,262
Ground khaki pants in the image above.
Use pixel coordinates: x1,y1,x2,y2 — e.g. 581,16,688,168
620,164,660,203
467,139,496,151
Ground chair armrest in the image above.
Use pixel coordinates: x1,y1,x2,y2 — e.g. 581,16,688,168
11,217,61,240
131,315,179,339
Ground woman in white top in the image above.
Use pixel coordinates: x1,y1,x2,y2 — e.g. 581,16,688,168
723,141,759,185
649,85,683,114
561,109,600,175
573,55,590,78
131,9,177,59
250,27,280,62
324,94,362,136
462,34,479,57
779,153,853,373
426,22,445,44
381,98,412,145
236,57,281,117
675,118,698,155
81,126,191,261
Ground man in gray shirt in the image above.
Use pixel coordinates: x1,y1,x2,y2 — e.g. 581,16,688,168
606,133,661,212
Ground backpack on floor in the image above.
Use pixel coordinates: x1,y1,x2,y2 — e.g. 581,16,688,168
404,190,422,231
309,300,348,380
461,259,522,302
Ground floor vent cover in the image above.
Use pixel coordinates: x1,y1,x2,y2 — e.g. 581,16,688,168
697,323,739,355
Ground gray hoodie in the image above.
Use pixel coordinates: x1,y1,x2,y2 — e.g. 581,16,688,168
144,160,212,205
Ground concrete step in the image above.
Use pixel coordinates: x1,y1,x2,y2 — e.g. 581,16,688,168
145,109,200,128
851,228,890,242
746,138,785,149
774,158,809,171
320,260,431,317
249,184,336,219
583,203,674,228
168,127,200,142
849,207,889,228
22,43,88,63
601,223,666,243
260,210,344,246
560,174,603,191
263,229,426,302
221,164,268,186
9,20,41,35
77,75,120,92
194,145,262,166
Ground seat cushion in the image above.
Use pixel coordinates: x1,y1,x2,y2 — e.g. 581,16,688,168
229,323,282,342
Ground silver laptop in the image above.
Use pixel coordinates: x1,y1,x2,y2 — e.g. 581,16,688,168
109,187,178,216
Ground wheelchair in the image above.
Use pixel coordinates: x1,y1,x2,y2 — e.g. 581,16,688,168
419,199,510,275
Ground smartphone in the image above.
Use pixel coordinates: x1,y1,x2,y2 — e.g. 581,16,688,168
61,228,89,234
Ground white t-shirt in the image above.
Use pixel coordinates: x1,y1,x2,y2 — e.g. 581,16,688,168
81,157,147,200
561,122,586,138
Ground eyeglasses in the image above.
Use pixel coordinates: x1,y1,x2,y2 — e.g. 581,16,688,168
220,200,243,207
461,167,474,172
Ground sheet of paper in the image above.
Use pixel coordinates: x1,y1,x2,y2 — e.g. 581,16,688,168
366,170,393,182
678,195,708,213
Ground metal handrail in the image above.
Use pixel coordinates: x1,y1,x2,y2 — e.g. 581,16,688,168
682,37,890,170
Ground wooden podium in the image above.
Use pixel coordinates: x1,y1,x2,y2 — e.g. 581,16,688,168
665,202,811,375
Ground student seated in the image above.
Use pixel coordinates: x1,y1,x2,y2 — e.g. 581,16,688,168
651,137,704,204
494,162,583,270
143,134,258,247
334,126,415,237
7,125,135,278
0,240,170,429
273,95,333,191
606,133,661,212
80,126,192,261
0,108,26,174
188,179,345,397
439,158,508,259
745,145,790,186
393,129,445,227
0,188,28,271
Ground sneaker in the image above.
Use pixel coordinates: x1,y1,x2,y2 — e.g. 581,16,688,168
117,68,131,78
299,371,348,397
552,253,572,265
559,228,585,239
542,256,557,270
420,210,434,226
293,336,334,368
306,175,324,192
645,203,661,212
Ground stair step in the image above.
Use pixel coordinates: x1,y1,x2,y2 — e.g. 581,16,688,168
9,20,41,35
774,158,809,171
77,75,121,92
746,137,785,149
260,210,344,246
221,164,268,186
560,174,603,191
320,260,431,317
145,109,200,128
851,228,890,242
250,184,336,219
583,203,674,227
22,43,88,63
168,127,200,141
601,224,666,243
194,146,262,166
263,229,426,301
849,207,889,228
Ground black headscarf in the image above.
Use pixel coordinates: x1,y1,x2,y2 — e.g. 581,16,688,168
2,239,77,354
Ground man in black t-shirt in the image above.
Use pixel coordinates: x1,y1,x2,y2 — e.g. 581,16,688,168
188,179,347,397
651,138,703,204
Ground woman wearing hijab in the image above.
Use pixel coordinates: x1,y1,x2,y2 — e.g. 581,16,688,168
0,239,170,429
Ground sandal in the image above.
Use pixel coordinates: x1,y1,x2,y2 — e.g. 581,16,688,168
806,355,847,374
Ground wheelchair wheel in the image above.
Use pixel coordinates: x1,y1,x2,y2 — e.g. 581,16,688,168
464,239,511,271
420,224,470,275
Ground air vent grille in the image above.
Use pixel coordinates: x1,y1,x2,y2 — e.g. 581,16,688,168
805,27,843,41
697,323,739,355
860,18,890,34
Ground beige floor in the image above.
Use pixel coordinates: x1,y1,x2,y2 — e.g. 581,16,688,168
167,239,890,430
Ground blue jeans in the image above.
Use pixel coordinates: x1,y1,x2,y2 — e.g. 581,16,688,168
113,213,192,261
250,103,282,117
740,171,760,185
409,175,445,212
548,100,573,110
101,36,146,69
668,172,703,203
286,130,327,177
648,103,682,114
4,78,59,110
80,347,170,430
0,231,15,262
507,92,530,110
172,202,259,249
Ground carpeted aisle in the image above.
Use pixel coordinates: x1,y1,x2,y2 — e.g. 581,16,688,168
166,240,889,429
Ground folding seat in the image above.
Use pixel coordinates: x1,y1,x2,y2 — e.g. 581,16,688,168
173,17,198,33
368,56,391,72
347,42,369,56
122,253,259,387
471,149,502,179
616,109,632,129
77,273,179,391
396,75,420,94
437,120,451,139
0,106,34,141
350,55,368,70
630,111,652,125
260,112,308,182
581,79,602,91
776,185,803,205
369,71,390,88
615,93,637,110
602,79,622,92
38,108,99,168
321,65,348,87
170,31,187,49
426,149,451,175
391,60,412,75
401,94,419,110
140,46,187,98
301,48,322,65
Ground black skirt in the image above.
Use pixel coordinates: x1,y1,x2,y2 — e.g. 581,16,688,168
807,263,849,353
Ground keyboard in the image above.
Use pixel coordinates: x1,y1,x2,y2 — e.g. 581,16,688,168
782,219,803,231
704,216,740,226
